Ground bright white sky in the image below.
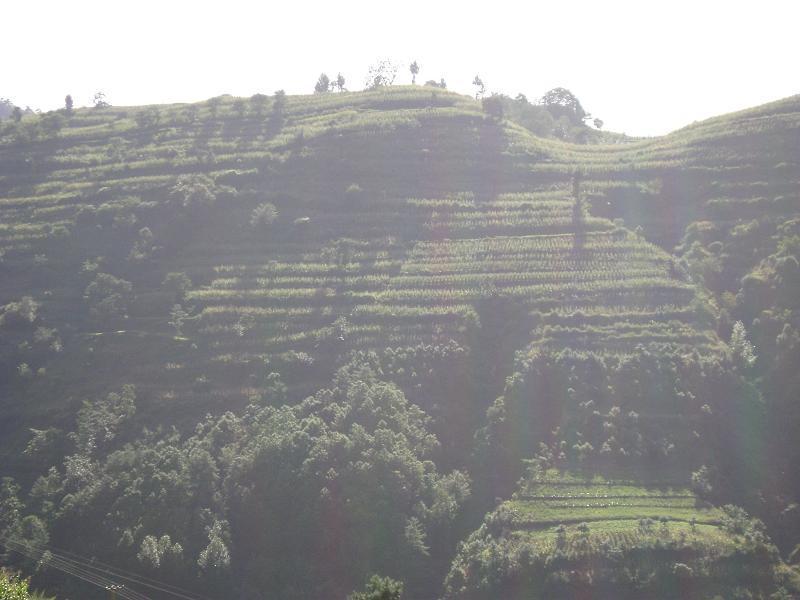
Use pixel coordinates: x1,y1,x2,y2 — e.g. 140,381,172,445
3,0,798,136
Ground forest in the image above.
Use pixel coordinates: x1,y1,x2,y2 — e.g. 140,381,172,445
1,80,799,599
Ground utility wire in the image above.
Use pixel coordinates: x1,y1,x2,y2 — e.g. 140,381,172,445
2,538,145,600
2,535,213,600
2,538,150,600
2,536,208,600
0,540,216,600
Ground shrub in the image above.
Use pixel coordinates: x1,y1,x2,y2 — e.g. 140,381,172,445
482,95,504,120
170,173,218,209
84,273,133,324
250,202,278,228
348,574,403,600
673,562,694,579
162,272,192,301
0,297,39,329
0,570,35,600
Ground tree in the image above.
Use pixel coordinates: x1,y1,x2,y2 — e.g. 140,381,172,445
162,272,192,301
541,87,586,124
472,75,485,99
0,570,37,600
268,91,287,133
83,273,133,324
170,173,219,209
64,94,73,114
348,575,403,600
0,478,23,542
137,534,183,570
128,226,158,262
197,521,231,571
168,304,189,336
92,91,109,108
691,465,714,497
232,98,246,118
365,60,399,89
70,384,136,455
334,73,346,92
403,517,429,556
409,60,419,85
250,93,269,117
0,296,40,328
135,107,160,129
555,524,567,549
593,118,604,129
273,89,286,113
11,106,22,122
481,95,504,120
315,73,331,94
208,96,221,118
730,320,757,368
226,363,469,597
250,202,279,228
424,78,446,89
0,98,16,120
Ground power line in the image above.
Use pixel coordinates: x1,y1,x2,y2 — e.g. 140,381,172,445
2,536,213,600
2,538,150,600
2,539,141,599
3,536,213,600
2,537,197,600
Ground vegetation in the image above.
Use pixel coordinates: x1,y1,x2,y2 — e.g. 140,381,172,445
444,469,798,599
0,83,799,598
0,571,52,600
348,574,403,600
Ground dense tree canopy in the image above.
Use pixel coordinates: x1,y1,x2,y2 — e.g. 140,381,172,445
9,363,470,598
541,87,587,124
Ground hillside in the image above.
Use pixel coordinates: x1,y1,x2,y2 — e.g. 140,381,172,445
444,469,797,599
1,86,799,598
0,88,725,453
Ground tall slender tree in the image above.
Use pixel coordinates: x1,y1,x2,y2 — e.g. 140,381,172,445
334,73,346,92
472,75,485,99
315,73,331,94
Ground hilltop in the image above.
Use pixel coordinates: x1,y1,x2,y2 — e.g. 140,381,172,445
1,86,799,598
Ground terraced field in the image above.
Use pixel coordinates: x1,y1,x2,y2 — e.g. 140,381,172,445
3,84,800,600
0,86,797,472
0,88,723,418
444,470,786,599
507,471,725,529
187,219,706,361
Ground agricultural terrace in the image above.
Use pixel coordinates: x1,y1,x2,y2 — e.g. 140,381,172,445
444,470,788,599
0,87,796,455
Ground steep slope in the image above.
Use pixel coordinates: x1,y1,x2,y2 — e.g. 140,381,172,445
0,87,719,469
1,87,798,598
